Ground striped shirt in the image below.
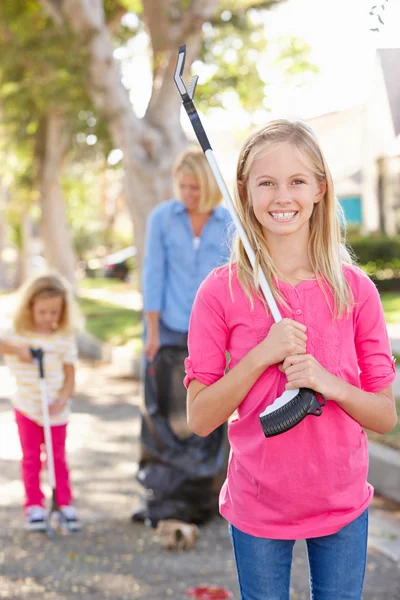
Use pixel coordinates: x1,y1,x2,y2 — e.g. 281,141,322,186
2,329,77,426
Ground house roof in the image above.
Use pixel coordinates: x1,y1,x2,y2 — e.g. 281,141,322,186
377,48,400,136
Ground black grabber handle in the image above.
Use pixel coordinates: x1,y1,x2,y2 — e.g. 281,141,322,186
30,348,44,378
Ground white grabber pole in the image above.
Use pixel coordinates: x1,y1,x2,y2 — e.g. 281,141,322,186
30,348,68,536
174,45,326,438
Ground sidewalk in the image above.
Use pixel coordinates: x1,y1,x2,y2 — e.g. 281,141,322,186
0,361,400,599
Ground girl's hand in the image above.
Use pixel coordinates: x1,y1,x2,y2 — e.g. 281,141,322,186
49,397,68,415
16,346,33,363
260,318,307,366
279,354,339,398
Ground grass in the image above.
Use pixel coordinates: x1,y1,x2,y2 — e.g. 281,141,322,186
78,277,136,292
367,400,400,451
380,292,400,324
79,297,143,348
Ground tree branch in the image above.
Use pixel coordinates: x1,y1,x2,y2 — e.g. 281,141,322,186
143,0,218,55
39,0,65,26
39,0,147,159
145,0,219,127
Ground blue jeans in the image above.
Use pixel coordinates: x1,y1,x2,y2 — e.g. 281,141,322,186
229,509,368,600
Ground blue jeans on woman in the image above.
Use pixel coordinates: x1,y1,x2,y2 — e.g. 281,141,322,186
229,509,368,600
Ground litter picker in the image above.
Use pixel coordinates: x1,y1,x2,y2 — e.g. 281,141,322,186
174,45,326,438
30,348,71,535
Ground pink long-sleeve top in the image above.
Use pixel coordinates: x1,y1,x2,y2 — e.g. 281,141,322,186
184,264,396,539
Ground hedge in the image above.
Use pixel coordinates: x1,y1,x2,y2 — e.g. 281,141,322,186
346,234,400,292
347,234,400,264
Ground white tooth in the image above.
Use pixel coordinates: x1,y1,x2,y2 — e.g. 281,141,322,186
271,212,296,219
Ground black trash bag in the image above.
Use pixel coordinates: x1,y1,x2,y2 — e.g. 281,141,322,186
136,345,227,526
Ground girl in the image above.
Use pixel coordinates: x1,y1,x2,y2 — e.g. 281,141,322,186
133,145,232,525
0,273,81,532
184,120,397,599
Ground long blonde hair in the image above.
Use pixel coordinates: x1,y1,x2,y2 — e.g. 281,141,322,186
13,272,82,334
173,146,222,213
231,119,354,317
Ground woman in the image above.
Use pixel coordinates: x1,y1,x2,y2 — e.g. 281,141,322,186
133,146,232,526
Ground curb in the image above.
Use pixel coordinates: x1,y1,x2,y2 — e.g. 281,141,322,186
110,345,141,378
392,364,400,397
368,441,400,504
77,330,113,362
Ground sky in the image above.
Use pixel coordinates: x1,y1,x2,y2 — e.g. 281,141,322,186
261,0,400,121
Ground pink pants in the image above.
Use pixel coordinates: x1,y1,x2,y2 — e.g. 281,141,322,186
15,410,72,509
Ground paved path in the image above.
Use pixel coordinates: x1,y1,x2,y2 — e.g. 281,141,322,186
1,362,400,599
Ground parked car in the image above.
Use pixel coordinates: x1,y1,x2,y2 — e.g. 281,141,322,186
103,246,137,281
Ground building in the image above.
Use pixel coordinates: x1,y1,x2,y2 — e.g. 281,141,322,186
307,48,400,236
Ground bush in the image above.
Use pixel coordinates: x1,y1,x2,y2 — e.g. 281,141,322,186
347,234,400,263
368,276,400,292
347,234,400,291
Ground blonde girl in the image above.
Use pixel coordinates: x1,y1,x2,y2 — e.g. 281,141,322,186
184,120,397,599
0,273,82,532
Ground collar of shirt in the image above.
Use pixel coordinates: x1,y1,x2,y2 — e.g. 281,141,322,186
172,201,227,221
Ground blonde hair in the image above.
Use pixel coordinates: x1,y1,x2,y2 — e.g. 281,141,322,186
231,119,354,317
13,272,82,334
173,146,222,213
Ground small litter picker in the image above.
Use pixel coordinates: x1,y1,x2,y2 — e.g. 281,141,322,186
30,348,72,536
174,45,326,437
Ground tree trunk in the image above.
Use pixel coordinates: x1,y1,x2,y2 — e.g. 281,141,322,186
35,111,77,288
39,0,218,271
0,181,32,289
0,181,7,288
14,214,34,288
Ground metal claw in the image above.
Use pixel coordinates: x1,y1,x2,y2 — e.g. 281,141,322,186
174,44,188,98
187,75,199,100
174,44,212,154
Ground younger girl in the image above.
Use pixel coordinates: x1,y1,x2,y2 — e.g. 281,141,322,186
184,120,397,599
0,273,81,532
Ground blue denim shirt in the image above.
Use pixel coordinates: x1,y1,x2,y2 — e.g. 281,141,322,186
142,200,233,332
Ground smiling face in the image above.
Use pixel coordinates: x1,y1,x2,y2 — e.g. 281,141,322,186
32,294,64,334
247,142,326,244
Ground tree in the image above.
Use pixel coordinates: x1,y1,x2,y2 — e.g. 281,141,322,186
0,179,8,288
2,0,316,278
0,1,107,285
39,0,317,270
35,111,77,285
0,146,36,286
369,0,389,32
1,4,70,283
